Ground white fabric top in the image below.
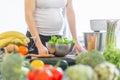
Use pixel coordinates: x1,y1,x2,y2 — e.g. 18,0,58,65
34,0,67,36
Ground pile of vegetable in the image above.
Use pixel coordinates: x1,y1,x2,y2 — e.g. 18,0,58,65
65,49,120,80
64,62,119,80
76,50,105,68
27,59,64,80
47,36,75,44
103,20,120,69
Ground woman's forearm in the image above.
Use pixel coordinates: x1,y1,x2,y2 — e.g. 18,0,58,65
66,1,78,41
25,14,43,48
25,0,43,48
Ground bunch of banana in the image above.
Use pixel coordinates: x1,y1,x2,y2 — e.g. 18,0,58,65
0,31,30,49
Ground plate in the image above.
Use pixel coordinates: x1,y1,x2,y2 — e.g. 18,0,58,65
28,53,54,58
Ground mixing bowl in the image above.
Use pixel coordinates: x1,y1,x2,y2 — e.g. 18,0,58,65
46,43,74,57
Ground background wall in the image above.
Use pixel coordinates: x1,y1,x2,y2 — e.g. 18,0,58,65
0,0,27,34
0,0,120,47
0,0,120,34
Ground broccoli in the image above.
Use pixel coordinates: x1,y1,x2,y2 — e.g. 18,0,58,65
1,53,24,80
76,50,106,68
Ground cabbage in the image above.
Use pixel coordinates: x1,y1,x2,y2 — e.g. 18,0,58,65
94,62,119,80
65,64,97,80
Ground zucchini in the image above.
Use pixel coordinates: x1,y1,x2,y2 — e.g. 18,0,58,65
30,57,75,70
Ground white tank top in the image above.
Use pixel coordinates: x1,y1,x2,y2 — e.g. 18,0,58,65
34,0,67,36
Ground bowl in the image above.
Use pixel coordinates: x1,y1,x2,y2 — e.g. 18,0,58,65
46,43,74,57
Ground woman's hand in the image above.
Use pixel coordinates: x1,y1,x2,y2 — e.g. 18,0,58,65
74,41,87,55
38,45,48,55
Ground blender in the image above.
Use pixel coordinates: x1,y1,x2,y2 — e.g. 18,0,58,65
84,19,107,52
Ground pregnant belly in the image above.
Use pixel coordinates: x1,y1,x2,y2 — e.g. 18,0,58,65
34,9,64,29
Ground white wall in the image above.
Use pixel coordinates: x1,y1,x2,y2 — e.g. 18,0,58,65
73,0,120,36
0,0,27,34
0,0,120,37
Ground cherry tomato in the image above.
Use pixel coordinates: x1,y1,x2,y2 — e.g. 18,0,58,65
18,46,28,55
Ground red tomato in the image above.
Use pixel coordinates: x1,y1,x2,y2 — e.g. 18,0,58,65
38,70,54,80
44,64,53,69
27,68,40,80
18,46,28,55
51,67,63,80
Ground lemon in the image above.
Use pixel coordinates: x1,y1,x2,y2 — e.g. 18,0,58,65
30,59,44,68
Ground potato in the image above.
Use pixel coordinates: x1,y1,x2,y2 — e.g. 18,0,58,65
6,43,18,52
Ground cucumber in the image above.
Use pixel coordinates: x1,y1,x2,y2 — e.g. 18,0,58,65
30,57,75,70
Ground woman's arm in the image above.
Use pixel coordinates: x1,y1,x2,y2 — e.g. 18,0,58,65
25,0,48,54
66,0,86,54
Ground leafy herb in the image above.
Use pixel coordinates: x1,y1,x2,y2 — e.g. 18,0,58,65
48,36,75,44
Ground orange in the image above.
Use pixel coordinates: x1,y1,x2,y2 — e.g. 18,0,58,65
30,59,44,68
18,46,28,55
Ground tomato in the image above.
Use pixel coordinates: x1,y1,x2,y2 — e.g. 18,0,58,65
28,68,54,80
38,70,54,80
27,68,40,80
51,67,63,80
30,59,44,68
27,64,63,80
44,64,53,69
18,46,28,55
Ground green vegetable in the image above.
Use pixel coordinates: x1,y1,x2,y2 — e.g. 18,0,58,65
103,48,120,68
105,20,117,49
30,58,69,70
65,64,97,80
103,20,120,69
48,35,58,44
0,50,4,60
56,38,64,44
76,50,105,68
1,53,24,80
48,36,75,44
118,75,120,80
94,62,119,80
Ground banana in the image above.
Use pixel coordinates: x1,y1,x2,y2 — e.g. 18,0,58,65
0,37,14,49
0,31,30,44
22,37,30,44
0,37,29,49
0,31,26,39
11,38,27,46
